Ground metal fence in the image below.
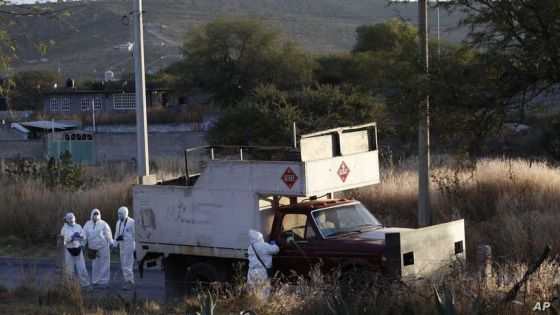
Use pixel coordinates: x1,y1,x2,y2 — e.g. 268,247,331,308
47,132,95,164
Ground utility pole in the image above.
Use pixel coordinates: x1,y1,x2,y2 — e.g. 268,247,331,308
91,99,96,133
132,0,153,183
418,0,431,227
437,4,441,56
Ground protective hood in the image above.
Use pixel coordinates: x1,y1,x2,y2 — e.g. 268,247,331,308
91,208,101,221
249,229,263,244
65,212,76,224
118,206,129,219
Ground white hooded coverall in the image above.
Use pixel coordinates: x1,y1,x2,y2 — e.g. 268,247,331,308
83,209,113,286
115,207,135,284
247,229,279,298
60,220,90,287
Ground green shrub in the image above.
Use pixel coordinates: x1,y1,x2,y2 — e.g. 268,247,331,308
40,151,84,190
208,84,386,146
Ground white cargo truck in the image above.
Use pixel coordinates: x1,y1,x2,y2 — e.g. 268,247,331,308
133,123,465,298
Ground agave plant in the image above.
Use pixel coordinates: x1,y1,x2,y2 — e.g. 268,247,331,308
326,293,351,315
196,290,217,315
434,284,481,315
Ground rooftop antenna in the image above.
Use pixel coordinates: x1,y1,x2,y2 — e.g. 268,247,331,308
293,122,297,148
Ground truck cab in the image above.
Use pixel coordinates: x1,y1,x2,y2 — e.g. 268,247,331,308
272,199,391,279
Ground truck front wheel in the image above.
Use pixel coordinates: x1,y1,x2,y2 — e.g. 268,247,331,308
185,262,223,293
164,255,187,299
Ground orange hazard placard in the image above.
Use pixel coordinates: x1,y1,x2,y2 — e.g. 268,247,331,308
281,167,298,189
337,161,350,182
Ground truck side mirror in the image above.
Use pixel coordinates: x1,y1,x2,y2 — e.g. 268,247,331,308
286,235,295,245
281,231,296,245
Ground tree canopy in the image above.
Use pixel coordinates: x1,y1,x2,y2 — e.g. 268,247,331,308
8,69,58,111
171,18,316,106
444,0,560,91
353,19,418,55
207,84,385,146
0,0,14,95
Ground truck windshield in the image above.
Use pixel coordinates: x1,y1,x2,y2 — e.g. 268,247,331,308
311,202,382,238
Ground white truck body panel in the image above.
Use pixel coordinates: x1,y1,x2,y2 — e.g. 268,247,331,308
193,151,379,197
135,185,274,259
304,150,379,196
195,161,306,195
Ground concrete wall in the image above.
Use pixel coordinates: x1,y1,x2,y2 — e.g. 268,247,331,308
94,132,206,162
0,140,45,160
0,126,28,141
1,132,207,163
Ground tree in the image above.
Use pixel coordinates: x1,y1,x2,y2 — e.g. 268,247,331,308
8,69,58,111
353,19,418,55
207,84,386,146
172,18,316,106
0,1,75,103
443,0,560,96
315,19,524,154
315,20,420,95
0,1,14,96
428,0,560,154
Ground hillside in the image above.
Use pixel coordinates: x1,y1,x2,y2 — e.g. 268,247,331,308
2,0,465,80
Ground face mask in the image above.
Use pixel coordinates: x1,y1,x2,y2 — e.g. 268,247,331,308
93,214,99,222
68,220,75,227
118,213,125,221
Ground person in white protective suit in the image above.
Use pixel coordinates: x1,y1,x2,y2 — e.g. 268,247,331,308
114,206,135,290
247,229,279,299
83,208,113,288
60,212,90,287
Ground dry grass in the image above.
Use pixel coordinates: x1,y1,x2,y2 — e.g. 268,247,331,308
3,260,558,314
357,157,560,261
0,156,183,250
0,179,132,245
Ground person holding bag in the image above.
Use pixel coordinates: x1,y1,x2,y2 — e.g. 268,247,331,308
83,208,113,288
60,212,90,287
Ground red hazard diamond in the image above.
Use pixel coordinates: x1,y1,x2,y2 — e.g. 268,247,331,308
281,167,298,189
337,161,350,182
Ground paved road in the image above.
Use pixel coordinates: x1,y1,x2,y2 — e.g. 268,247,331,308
0,257,165,301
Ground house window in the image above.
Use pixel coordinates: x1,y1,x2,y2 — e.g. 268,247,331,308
61,98,71,111
113,93,136,110
80,98,90,111
49,98,59,111
93,97,103,111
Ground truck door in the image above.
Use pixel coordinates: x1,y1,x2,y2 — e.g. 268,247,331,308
274,213,321,280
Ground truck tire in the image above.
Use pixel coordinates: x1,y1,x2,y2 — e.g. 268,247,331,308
164,256,187,299
185,262,223,294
